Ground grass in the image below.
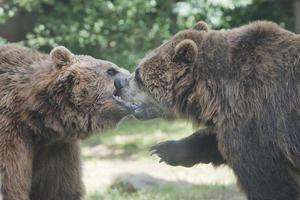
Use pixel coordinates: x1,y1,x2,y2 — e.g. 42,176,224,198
83,119,196,155
85,182,227,200
81,119,241,200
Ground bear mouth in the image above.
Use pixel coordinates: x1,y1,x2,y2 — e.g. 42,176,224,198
112,90,163,120
112,90,140,113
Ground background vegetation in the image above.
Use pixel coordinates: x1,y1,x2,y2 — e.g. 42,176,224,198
0,0,298,70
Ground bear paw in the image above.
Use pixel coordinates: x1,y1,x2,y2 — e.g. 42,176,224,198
150,140,198,167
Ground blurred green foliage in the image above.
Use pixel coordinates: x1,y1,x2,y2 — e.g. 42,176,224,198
0,37,7,46
0,0,294,70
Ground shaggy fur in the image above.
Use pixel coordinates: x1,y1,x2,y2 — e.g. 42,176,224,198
0,45,130,200
121,21,300,199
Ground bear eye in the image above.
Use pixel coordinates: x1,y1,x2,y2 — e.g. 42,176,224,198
107,68,118,76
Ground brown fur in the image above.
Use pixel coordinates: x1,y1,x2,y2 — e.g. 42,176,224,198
0,44,131,200
192,21,208,32
120,21,300,199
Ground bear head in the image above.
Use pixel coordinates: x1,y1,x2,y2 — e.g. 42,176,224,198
114,21,214,122
20,46,135,141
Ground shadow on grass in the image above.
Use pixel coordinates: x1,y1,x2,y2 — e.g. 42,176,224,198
112,172,198,189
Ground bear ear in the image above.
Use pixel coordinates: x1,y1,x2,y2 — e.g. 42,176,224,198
193,21,208,32
50,46,74,68
174,39,198,64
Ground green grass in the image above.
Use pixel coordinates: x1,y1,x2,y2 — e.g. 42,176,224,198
83,119,197,155
85,182,226,200
81,120,235,200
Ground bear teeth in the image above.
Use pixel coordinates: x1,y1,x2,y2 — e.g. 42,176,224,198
113,95,139,112
112,95,123,102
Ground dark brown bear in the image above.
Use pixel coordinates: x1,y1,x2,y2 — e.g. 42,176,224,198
150,23,225,168
0,45,133,200
115,21,300,200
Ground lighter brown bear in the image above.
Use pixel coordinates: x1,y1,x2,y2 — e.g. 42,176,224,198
0,45,133,200
115,21,300,200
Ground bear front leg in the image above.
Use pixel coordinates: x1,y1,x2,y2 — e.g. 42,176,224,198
151,129,225,167
30,141,83,200
221,127,299,200
0,135,33,200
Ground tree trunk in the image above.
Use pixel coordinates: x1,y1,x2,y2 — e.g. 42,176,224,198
294,0,300,33
0,10,37,42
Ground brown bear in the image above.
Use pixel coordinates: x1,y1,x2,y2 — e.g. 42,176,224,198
150,23,226,168
114,21,300,200
0,44,134,200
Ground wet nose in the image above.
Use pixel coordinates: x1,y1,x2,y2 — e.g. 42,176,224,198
114,78,127,90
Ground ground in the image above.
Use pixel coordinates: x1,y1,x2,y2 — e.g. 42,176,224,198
82,119,246,200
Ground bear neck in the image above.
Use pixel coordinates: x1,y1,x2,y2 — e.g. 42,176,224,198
174,31,230,126
8,59,74,141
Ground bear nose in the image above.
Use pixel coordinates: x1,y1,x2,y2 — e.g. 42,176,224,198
114,78,126,90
